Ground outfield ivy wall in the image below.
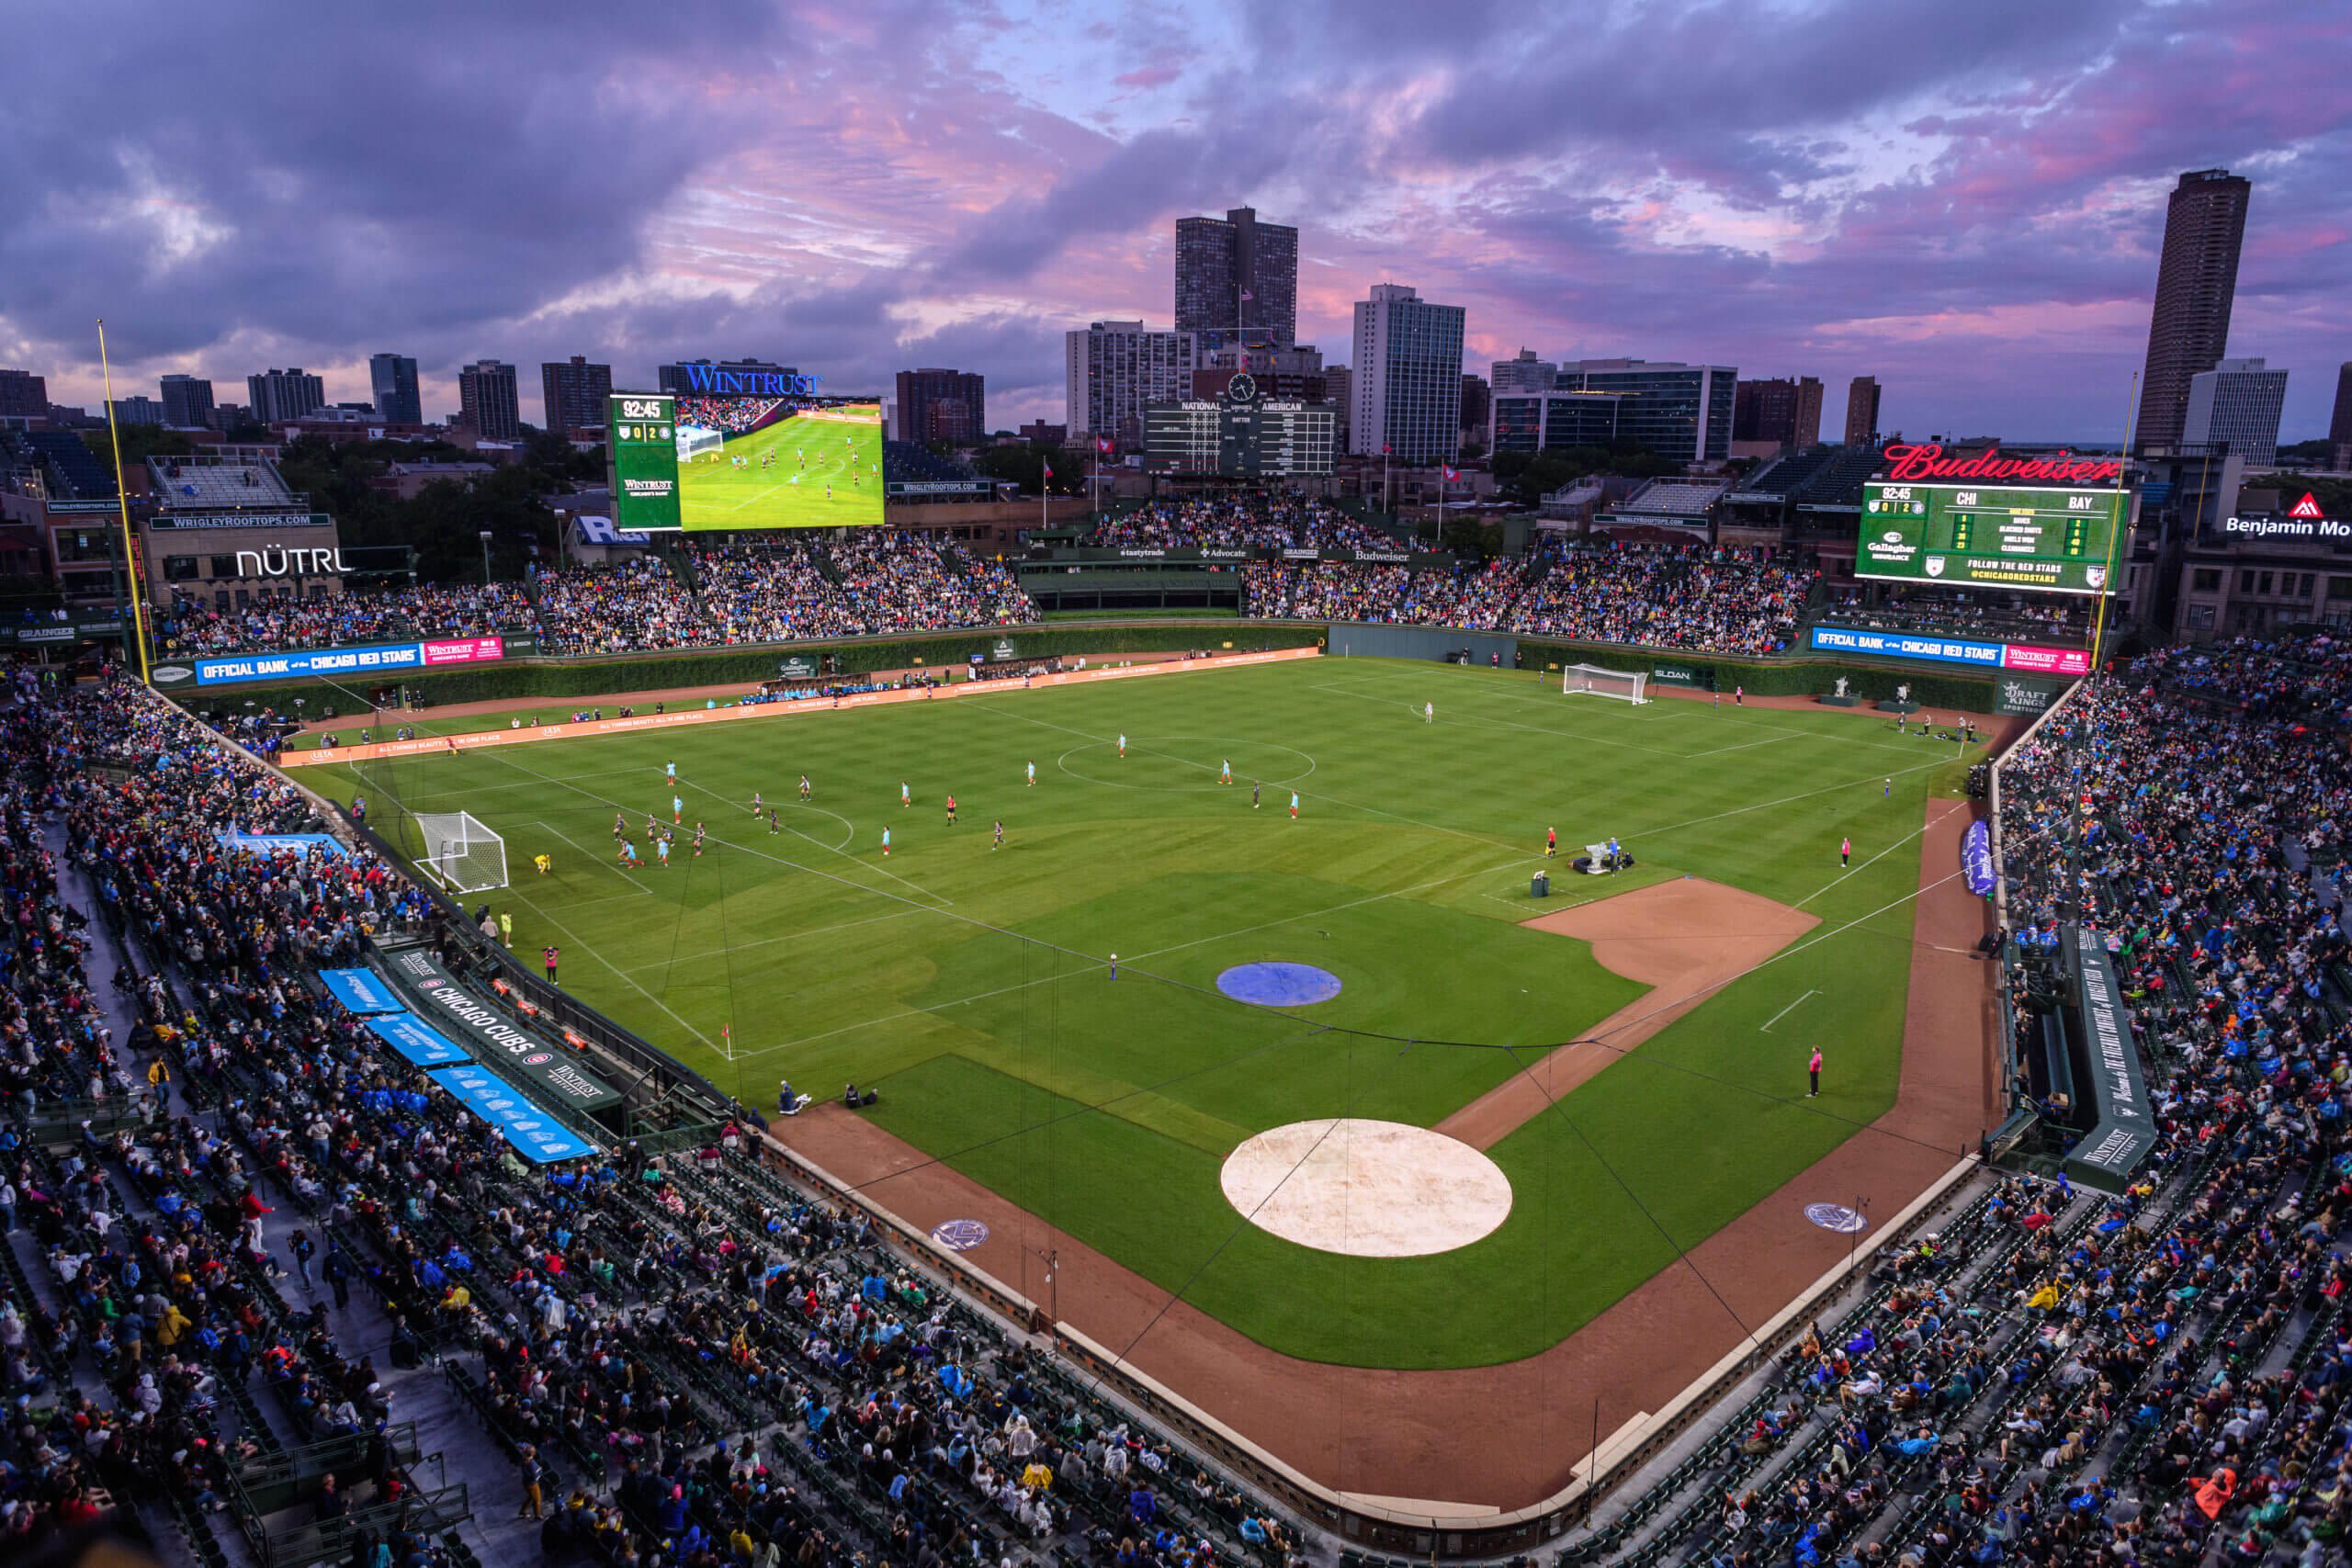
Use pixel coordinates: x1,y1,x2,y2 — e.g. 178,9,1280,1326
164,615,2010,718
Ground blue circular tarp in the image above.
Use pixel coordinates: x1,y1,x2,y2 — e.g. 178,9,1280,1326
1216,962,1343,1007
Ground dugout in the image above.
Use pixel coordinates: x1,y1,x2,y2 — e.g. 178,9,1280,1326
1325,621,1520,666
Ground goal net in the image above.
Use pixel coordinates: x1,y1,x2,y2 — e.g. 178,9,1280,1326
675,424,724,464
416,812,508,894
1562,663,1649,704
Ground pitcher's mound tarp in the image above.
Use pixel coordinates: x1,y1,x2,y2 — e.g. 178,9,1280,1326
1216,961,1343,1007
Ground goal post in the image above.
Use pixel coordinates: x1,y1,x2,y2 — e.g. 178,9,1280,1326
415,811,508,894
1562,663,1649,704
675,424,724,464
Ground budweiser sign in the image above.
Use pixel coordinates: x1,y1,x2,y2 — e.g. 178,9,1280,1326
1880,443,2123,487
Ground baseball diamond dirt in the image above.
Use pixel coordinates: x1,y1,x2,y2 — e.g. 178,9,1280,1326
770,794,2001,1512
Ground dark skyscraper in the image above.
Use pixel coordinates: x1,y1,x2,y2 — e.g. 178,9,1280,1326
158,374,214,428
458,359,521,440
1733,376,1823,450
540,355,612,434
2136,168,2252,451
1845,376,1882,448
2329,362,2352,467
369,353,422,424
895,367,986,445
1174,207,1298,346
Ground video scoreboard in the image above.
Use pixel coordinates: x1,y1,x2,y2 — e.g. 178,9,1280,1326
608,393,682,531
1858,480,2127,595
1144,374,1335,478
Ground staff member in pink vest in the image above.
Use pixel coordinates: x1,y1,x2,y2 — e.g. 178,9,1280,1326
1808,1046,1823,1098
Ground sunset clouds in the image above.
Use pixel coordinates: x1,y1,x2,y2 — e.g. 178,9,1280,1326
4,0,2346,439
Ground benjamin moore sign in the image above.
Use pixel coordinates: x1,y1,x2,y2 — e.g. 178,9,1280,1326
381,950,621,1110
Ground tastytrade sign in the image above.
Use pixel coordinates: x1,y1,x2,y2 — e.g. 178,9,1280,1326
167,636,505,688
1809,626,2091,675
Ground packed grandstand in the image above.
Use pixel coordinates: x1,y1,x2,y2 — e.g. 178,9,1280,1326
3,557,2347,1568
145,502,1843,660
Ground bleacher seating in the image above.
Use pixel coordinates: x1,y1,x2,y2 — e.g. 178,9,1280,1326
21,428,115,499
148,456,295,508
1618,478,1731,514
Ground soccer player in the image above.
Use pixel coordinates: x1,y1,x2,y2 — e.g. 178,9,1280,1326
825,484,832,500
1289,791,1299,819
900,782,910,808
657,837,671,870
945,795,957,826
1118,733,1126,758
1545,827,1557,858
1025,761,1035,787
752,790,763,815
1220,759,1232,784
617,840,637,870
1883,777,1892,798
767,808,779,835
881,827,891,858
992,819,1004,851
799,774,811,801
613,812,626,840
673,794,684,824
693,823,706,857
1425,701,1434,723
666,761,676,783
534,852,552,876
1251,780,1261,809
644,811,657,842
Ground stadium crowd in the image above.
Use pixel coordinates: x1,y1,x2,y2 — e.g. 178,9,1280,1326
531,559,717,656
687,542,869,645
0,670,1292,1568
830,532,1038,636
157,584,537,656
1085,499,1398,554
674,398,785,436
1510,546,1814,654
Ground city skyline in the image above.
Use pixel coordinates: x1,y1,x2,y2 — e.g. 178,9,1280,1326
2,2,2347,444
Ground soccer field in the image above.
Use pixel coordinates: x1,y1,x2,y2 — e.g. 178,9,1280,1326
677,403,883,529
302,657,1985,1369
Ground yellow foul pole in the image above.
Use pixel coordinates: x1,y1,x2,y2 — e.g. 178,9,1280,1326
96,318,154,684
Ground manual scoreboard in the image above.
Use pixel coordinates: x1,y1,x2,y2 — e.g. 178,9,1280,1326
1858,480,2126,595
607,393,683,531
1145,373,1336,478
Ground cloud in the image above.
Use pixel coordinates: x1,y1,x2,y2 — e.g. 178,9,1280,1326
2,0,2346,437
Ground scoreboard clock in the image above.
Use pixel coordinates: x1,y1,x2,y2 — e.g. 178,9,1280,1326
606,393,682,532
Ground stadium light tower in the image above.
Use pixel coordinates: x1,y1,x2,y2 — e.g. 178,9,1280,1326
479,528,493,584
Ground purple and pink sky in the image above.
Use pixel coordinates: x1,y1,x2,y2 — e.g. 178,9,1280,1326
4,0,2348,444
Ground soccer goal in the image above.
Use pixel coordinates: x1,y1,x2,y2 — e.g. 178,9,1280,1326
1562,663,1650,704
675,424,724,464
416,812,509,894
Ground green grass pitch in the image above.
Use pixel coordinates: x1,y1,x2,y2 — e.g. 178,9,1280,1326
677,404,883,531
301,658,1985,1369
